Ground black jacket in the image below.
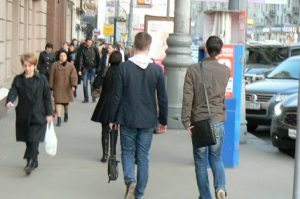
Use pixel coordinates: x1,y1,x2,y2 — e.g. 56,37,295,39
79,46,101,72
110,61,168,128
37,51,56,76
6,72,53,142
91,64,119,124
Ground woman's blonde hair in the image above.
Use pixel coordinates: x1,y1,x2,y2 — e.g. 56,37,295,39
20,53,38,66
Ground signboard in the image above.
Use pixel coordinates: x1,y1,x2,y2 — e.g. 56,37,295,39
137,0,152,5
217,45,235,99
203,10,246,44
103,24,114,36
145,15,174,68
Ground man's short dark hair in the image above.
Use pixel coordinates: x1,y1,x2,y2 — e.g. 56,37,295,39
86,38,93,42
109,51,122,65
206,36,223,58
134,32,152,51
45,42,53,49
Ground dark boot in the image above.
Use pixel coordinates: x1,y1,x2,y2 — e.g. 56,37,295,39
24,159,36,175
56,117,61,127
101,126,109,163
64,113,68,122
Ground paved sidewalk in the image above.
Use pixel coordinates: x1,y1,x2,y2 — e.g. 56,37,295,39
0,90,294,199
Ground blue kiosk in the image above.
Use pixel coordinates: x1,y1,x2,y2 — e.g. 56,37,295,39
200,10,246,168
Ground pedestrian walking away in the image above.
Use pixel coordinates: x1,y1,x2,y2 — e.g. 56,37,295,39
37,42,56,81
181,36,230,199
91,51,123,163
5,53,53,175
78,38,101,103
109,32,168,199
49,50,78,127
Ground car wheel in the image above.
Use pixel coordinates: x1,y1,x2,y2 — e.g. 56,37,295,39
247,124,258,132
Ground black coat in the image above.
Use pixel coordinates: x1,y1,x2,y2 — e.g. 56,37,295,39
6,72,53,142
91,64,119,124
37,51,56,78
110,61,168,128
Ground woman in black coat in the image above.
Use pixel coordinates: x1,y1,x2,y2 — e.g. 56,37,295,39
6,53,53,175
91,51,122,162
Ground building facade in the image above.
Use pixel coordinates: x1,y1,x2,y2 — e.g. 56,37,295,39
0,0,47,88
46,0,77,51
253,0,300,43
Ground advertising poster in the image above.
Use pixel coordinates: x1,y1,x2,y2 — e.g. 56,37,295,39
217,45,235,99
145,16,174,68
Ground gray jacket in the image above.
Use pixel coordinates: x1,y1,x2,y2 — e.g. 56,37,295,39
181,57,230,129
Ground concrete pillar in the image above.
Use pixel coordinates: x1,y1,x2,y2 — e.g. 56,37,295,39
163,0,194,129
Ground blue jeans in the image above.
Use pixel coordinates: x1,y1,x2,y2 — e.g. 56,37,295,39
120,125,154,199
82,68,96,101
193,121,226,199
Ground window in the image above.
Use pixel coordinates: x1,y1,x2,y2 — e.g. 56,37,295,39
291,49,300,56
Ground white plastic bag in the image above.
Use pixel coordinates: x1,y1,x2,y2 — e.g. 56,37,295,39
44,122,57,156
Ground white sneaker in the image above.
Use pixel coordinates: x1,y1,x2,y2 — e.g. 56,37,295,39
124,183,136,199
216,189,226,199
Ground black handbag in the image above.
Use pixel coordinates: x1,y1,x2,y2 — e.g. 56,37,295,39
107,128,119,183
191,62,217,148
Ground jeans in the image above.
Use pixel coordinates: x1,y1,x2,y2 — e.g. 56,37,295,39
120,125,154,199
193,121,226,199
82,68,96,101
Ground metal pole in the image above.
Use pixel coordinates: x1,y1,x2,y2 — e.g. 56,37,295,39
293,78,300,199
298,1,300,42
113,0,120,45
126,0,134,49
228,0,239,10
167,0,170,17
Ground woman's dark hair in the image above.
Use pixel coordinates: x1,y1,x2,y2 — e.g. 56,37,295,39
109,51,122,65
58,49,68,57
45,42,53,49
206,36,223,57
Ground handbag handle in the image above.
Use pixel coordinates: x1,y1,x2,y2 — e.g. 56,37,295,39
199,62,211,117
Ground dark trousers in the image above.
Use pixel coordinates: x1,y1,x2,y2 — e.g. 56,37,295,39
102,124,118,156
24,142,39,160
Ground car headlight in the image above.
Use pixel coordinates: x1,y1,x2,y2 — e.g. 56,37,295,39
275,94,288,102
274,102,283,116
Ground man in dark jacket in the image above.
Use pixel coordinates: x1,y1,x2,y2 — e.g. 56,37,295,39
37,43,56,81
79,38,101,103
181,36,230,199
109,32,168,199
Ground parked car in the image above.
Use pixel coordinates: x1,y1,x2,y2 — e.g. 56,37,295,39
245,56,300,132
245,43,300,84
271,93,298,151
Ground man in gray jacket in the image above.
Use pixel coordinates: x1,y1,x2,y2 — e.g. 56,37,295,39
181,36,230,199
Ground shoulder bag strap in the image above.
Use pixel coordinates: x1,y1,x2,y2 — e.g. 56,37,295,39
199,62,211,117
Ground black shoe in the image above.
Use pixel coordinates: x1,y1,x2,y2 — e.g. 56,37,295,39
82,99,89,103
64,113,68,122
100,155,108,163
56,117,62,127
24,159,36,175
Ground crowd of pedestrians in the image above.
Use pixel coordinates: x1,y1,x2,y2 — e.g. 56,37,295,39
4,33,230,199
